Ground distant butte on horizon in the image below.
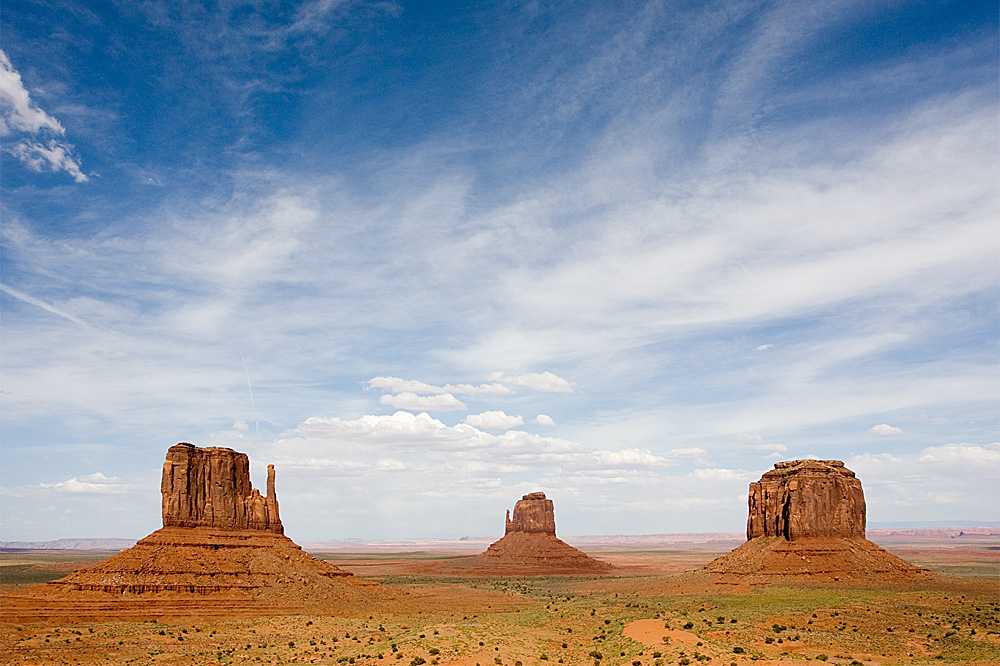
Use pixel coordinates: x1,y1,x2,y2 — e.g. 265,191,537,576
479,491,612,572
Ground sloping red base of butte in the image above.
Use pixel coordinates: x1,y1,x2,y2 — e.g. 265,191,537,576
0,527,389,622
479,531,612,573
702,536,929,584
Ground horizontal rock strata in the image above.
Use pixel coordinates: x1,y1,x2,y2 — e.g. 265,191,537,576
505,491,556,534
482,492,611,573
0,443,390,620
162,442,282,532
706,460,924,583
747,459,865,540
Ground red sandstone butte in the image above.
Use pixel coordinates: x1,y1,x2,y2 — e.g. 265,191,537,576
505,491,556,534
704,459,925,583
481,492,611,573
0,443,387,622
747,459,865,540
162,442,282,532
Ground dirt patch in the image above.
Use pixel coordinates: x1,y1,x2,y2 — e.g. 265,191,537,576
624,619,701,646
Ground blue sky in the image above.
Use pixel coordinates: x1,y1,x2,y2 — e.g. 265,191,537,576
1,0,997,542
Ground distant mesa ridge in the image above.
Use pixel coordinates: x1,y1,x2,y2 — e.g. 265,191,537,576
704,459,926,582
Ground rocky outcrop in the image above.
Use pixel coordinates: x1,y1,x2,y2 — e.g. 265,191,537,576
0,442,391,620
482,492,611,573
161,443,281,533
705,459,925,583
747,459,865,540
505,492,556,535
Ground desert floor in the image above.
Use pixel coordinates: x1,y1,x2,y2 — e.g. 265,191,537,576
1,533,997,666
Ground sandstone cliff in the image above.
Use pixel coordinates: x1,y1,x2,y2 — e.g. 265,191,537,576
161,443,281,532
0,442,391,620
482,492,611,573
747,459,865,540
705,459,924,583
505,492,557,535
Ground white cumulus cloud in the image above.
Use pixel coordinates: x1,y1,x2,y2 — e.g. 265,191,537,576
488,371,573,393
0,50,87,182
464,410,524,432
365,376,512,396
848,443,999,521
754,443,787,452
689,467,756,482
379,392,466,411
8,139,88,182
30,472,141,494
533,414,555,427
917,442,1000,468
0,50,64,135
868,423,903,438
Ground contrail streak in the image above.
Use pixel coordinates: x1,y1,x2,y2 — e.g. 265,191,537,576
0,283,91,328
239,349,260,434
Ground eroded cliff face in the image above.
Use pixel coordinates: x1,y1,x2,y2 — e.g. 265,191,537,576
746,459,865,541
505,492,557,535
161,443,282,532
483,491,612,572
703,458,923,581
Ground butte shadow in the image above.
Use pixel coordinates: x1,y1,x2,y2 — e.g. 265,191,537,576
0,443,391,621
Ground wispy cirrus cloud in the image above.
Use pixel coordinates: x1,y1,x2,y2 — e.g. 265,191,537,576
1,0,995,541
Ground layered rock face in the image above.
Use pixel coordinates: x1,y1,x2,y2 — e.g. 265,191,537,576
705,459,924,583
0,443,388,620
162,443,281,532
505,492,557,535
746,459,865,540
482,492,611,573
